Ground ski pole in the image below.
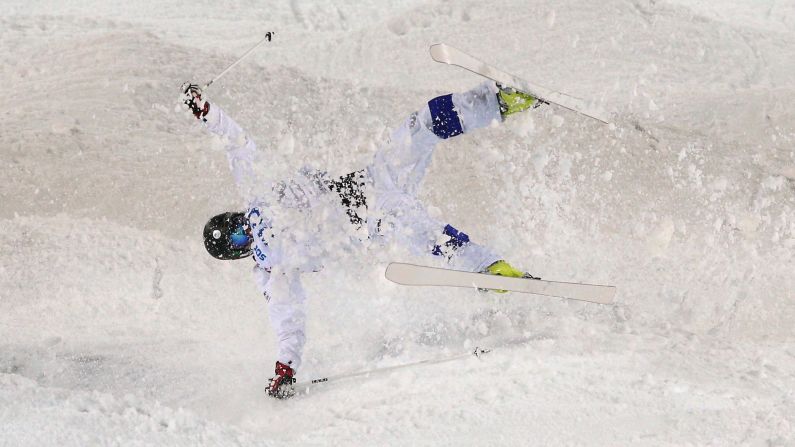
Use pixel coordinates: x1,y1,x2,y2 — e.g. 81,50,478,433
295,347,491,393
203,31,274,90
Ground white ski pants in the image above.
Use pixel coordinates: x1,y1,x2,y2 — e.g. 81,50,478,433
367,81,503,272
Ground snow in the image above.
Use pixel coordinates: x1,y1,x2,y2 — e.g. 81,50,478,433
2,0,794,445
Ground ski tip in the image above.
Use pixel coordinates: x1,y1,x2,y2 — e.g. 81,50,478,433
429,43,450,64
384,262,410,285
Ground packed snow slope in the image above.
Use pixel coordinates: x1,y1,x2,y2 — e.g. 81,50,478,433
2,0,794,445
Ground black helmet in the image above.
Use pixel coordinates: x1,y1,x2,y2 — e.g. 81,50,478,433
203,212,253,260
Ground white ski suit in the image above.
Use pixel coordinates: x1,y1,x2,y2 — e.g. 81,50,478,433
202,82,505,372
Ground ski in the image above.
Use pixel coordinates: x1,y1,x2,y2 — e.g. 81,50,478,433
429,43,610,125
295,347,491,394
385,262,616,305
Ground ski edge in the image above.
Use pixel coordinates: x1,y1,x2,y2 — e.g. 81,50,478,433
429,43,611,125
385,262,616,305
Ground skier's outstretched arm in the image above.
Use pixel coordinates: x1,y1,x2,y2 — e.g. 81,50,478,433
181,83,265,202
254,267,306,398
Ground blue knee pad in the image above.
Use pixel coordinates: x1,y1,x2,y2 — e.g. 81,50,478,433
432,224,470,258
428,94,463,139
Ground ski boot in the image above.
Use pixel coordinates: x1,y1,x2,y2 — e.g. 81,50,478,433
496,83,547,117
480,259,540,293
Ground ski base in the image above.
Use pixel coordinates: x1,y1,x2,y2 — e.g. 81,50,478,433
429,43,610,125
385,262,616,305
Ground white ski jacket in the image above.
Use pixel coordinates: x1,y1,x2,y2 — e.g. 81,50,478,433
200,81,504,372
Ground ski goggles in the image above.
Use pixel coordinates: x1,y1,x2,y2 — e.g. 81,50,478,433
229,224,252,248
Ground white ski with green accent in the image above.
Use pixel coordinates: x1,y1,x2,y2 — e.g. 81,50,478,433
386,263,616,305
429,43,610,125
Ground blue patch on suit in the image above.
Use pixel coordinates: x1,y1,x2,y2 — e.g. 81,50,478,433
254,245,267,262
432,224,470,257
428,94,463,139
247,208,261,219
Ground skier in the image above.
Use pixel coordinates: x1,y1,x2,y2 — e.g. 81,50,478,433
180,80,542,399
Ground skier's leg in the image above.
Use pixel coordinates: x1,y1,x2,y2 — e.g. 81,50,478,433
368,81,502,197
392,201,539,281
377,191,500,273
368,82,535,275
374,192,538,286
